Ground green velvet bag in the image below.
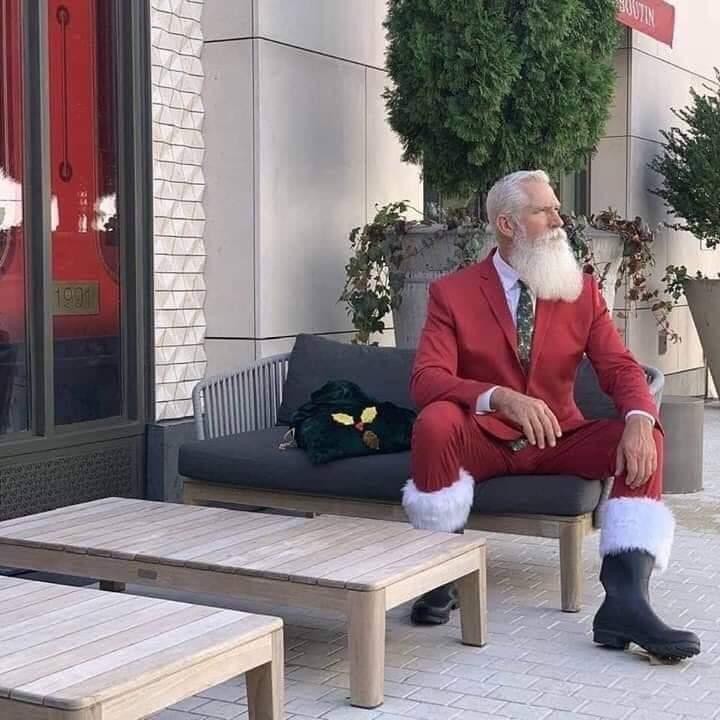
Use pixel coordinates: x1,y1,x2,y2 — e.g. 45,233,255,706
284,380,416,465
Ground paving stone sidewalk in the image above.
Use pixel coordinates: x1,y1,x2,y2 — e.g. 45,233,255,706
13,406,718,720
140,404,720,720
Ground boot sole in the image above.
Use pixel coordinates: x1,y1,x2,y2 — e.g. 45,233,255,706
593,630,701,659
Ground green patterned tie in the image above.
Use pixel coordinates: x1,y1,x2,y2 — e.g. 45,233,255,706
516,280,534,372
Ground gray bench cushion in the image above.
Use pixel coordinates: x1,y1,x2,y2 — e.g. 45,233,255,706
179,427,603,516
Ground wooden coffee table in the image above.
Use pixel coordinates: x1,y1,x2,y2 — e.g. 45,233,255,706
0,574,283,720
0,497,487,708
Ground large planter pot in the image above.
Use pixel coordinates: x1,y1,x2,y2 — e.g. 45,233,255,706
684,278,720,390
585,227,624,312
390,226,623,349
391,224,491,348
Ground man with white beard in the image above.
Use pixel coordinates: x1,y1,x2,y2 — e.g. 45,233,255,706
403,170,700,661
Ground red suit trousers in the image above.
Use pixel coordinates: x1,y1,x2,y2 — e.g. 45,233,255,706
410,401,662,500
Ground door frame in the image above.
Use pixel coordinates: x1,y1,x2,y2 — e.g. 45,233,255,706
0,0,152,461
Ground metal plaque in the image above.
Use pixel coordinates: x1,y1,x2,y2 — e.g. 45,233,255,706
52,281,100,315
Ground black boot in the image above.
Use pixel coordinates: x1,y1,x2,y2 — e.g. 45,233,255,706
593,550,700,660
411,582,459,625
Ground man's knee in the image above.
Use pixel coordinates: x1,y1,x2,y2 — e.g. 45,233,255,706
412,401,467,449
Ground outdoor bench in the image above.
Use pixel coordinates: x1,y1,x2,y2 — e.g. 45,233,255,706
179,333,664,613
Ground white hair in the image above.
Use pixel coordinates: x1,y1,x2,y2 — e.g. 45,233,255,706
486,170,551,229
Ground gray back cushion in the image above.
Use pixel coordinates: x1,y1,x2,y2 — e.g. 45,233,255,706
277,336,620,425
573,357,619,420
277,334,417,425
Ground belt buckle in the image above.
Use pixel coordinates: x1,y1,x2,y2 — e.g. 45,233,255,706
508,437,529,452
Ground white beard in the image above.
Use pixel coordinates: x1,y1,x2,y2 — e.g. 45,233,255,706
509,227,584,302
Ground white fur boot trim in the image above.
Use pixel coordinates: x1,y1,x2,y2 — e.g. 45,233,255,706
402,468,474,533
599,497,675,572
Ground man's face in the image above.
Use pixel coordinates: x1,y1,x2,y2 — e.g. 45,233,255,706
504,180,583,302
514,181,563,243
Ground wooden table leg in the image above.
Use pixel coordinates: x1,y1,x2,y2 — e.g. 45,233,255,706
559,520,584,613
246,628,284,720
348,589,385,708
456,547,488,647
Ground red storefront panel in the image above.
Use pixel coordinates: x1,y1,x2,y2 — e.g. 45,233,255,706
616,0,675,47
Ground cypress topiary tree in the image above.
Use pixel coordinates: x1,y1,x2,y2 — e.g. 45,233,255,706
383,0,620,200
650,70,720,249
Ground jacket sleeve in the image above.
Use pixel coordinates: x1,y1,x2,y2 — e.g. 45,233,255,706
584,278,661,426
410,282,495,410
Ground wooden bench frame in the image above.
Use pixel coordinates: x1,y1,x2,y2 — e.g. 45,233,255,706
185,352,663,613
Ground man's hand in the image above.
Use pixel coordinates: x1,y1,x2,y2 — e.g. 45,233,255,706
616,415,657,488
491,387,562,449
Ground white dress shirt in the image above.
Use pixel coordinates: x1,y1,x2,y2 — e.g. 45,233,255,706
475,251,654,426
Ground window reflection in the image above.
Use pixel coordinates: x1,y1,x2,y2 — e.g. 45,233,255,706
49,0,122,425
0,0,29,435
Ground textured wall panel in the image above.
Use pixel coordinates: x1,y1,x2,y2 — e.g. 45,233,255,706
0,440,142,520
151,0,206,421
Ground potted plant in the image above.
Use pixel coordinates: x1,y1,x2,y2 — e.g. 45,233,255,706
566,211,678,341
340,202,487,345
650,69,720,380
342,0,623,346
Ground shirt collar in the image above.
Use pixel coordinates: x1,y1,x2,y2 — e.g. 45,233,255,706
492,248,522,293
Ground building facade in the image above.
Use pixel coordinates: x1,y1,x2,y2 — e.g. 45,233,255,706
0,0,717,516
594,0,720,397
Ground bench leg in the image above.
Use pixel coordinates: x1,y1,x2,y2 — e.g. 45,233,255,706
99,580,125,593
457,547,488,646
348,589,385,708
559,521,584,613
246,628,284,720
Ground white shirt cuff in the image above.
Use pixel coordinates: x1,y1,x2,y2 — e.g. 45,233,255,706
625,410,655,426
476,386,499,414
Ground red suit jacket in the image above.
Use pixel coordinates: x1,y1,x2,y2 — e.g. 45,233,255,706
410,251,660,441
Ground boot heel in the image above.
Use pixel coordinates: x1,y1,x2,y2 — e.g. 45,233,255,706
593,630,629,650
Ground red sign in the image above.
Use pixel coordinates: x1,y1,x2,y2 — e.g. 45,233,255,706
616,0,675,47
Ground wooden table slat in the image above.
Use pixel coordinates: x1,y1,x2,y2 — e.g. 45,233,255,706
0,502,179,548
216,518,392,576
1,592,143,646
18,503,225,550
291,528,436,585
180,514,343,568
165,514,310,564
46,617,278,710
120,509,294,557
314,533,472,588
348,542,482,589
0,497,120,532
0,583,90,615
0,499,149,540
69,506,260,561
133,512,308,564
0,602,217,685
262,521,416,579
